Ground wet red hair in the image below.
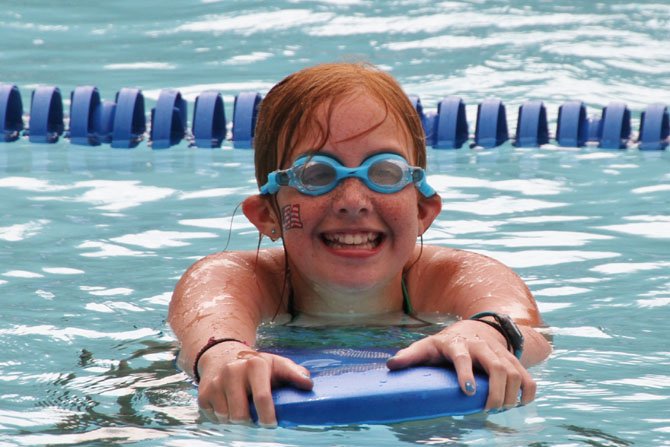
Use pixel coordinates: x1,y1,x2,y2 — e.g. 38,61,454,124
253,62,426,188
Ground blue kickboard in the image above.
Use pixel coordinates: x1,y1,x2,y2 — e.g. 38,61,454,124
251,348,488,426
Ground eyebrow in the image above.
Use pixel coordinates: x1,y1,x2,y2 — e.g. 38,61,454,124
295,149,408,166
362,149,406,161
298,149,342,164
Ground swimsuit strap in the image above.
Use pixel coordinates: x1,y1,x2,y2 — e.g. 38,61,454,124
401,276,414,316
287,286,295,318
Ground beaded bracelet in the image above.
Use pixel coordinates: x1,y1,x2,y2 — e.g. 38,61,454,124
192,336,248,384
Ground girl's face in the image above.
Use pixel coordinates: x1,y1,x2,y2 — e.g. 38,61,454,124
274,94,440,302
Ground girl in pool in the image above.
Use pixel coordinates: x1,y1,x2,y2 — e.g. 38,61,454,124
168,62,552,426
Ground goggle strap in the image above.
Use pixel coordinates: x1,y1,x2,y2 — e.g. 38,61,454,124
260,172,280,195
416,178,436,197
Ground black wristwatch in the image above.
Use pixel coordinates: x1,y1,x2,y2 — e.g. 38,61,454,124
469,311,524,359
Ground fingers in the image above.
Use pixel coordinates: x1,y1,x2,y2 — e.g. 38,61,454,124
479,350,512,411
441,336,477,396
386,338,439,370
197,352,313,426
198,359,252,424
197,390,226,423
389,329,537,413
197,378,229,423
223,359,254,423
270,354,314,391
518,366,537,406
247,356,276,426
388,336,479,396
246,353,314,425
472,344,535,411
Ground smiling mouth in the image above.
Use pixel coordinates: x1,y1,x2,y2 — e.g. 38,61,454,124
322,232,383,250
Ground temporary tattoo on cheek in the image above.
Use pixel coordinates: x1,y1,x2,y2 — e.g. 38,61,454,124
281,204,304,231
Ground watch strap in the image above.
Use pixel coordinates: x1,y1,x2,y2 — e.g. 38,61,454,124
469,311,524,359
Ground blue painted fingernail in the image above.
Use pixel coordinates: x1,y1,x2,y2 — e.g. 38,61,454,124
465,381,476,394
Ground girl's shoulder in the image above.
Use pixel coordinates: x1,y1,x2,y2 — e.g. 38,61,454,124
179,248,287,298
406,245,525,313
411,244,501,269
192,248,286,272
407,245,474,284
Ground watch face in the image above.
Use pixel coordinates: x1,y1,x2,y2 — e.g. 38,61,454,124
498,314,524,358
469,312,524,359
471,312,523,359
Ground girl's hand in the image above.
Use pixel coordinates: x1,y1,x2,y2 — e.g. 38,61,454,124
386,320,536,412
195,342,313,426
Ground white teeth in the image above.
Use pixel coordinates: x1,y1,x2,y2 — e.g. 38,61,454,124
323,232,380,248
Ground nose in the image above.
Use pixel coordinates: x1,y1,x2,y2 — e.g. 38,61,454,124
330,178,371,216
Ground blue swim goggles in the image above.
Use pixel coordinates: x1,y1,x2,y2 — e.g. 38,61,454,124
260,152,436,198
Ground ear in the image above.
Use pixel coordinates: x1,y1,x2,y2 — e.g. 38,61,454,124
416,193,442,236
242,195,281,240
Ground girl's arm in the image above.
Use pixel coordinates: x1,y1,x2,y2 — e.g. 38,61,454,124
388,247,552,410
168,250,313,425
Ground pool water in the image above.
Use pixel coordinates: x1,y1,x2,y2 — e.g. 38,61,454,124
1,1,669,446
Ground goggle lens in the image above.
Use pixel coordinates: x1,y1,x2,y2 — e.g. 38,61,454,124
298,161,337,190
367,159,405,187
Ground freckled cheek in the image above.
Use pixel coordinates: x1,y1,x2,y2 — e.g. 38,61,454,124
280,202,328,268
277,198,328,241
377,195,420,229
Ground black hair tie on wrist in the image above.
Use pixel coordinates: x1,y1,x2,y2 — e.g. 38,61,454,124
192,337,248,384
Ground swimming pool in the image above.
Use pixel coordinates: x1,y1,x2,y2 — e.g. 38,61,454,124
1,1,669,446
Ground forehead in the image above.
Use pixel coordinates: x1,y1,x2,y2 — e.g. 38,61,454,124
287,93,414,163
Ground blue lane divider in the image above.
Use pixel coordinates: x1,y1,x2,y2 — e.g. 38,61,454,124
193,91,226,148
112,88,146,149
475,98,508,148
433,96,469,149
556,100,588,147
586,114,602,143
599,102,631,149
29,86,64,144
639,104,669,150
409,95,437,144
1,84,668,150
70,86,102,146
515,100,548,147
0,84,24,142
150,89,187,149
98,100,116,144
232,91,262,149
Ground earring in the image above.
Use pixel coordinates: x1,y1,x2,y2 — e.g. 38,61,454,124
269,228,278,242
